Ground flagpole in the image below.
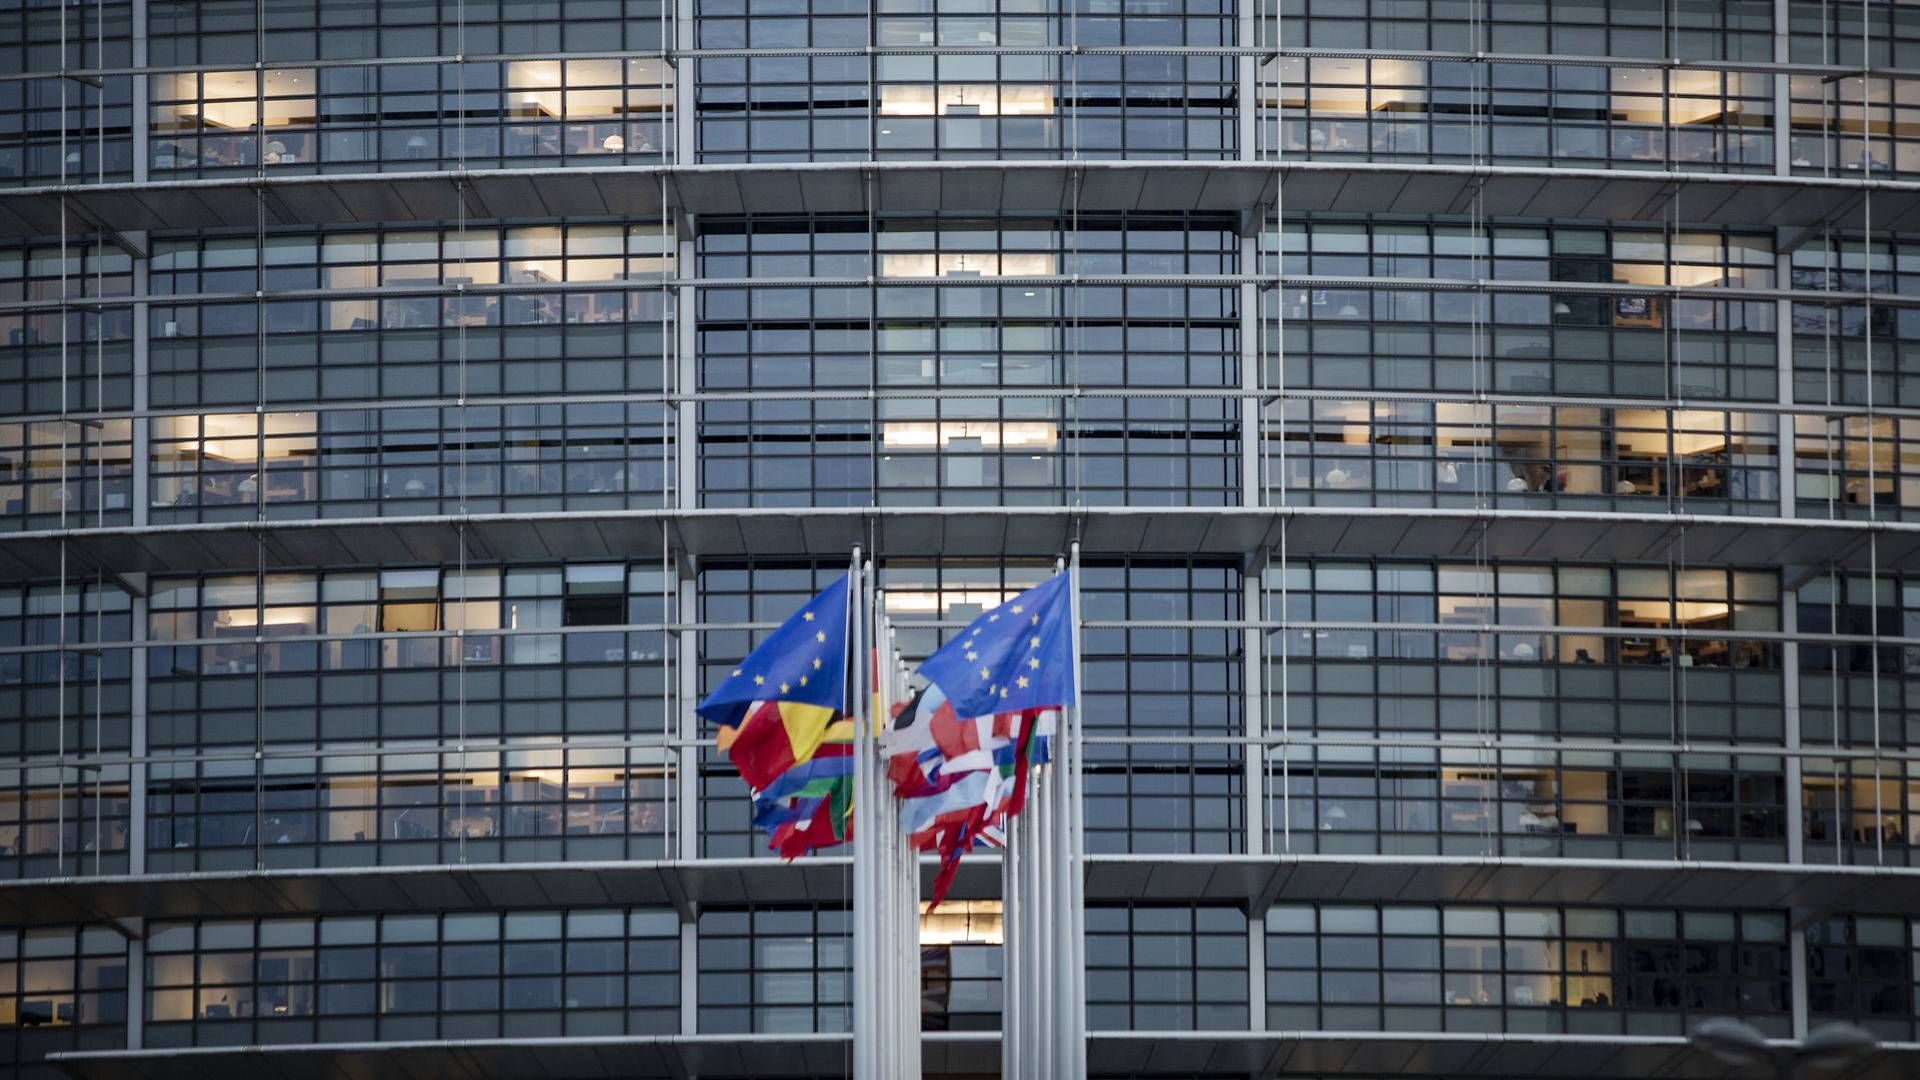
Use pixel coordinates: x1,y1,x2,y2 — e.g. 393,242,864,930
900,650,920,1080
897,640,921,1080
1047,554,1067,1076
1068,541,1088,1076
850,549,874,1080
874,595,891,1079
1002,757,1020,1080
1036,635,1054,1076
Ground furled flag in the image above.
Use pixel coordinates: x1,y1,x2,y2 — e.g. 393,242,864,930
697,574,854,857
897,571,1076,905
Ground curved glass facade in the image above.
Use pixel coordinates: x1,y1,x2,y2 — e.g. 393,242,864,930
3,0,1920,1078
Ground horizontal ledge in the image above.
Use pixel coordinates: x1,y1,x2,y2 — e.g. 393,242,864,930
38,1029,1920,1079
0,506,1913,581
1,161,1916,237
8,273,1917,314
11,44,1920,82
14,386,1920,426
46,1033,1001,1080
1086,1030,1920,1080
3,854,1919,926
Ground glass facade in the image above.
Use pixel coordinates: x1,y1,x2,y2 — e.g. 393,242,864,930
3,0,1920,1077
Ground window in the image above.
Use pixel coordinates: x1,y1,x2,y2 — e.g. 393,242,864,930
1266,903,1788,1036
148,60,671,175
1808,915,1918,1042
1087,904,1247,1031
1271,746,1787,861
697,907,850,1034
0,926,128,1042
144,909,678,1047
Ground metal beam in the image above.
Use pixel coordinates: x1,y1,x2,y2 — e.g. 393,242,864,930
5,161,1920,238
0,505,1915,582
3,853,1918,927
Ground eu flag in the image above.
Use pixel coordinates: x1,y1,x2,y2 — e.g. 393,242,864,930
697,574,851,728
917,570,1074,718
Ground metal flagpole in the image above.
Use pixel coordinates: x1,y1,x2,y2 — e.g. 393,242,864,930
1048,555,1070,1075
1015,771,1028,1077
1002,750,1020,1080
903,643,923,1080
898,638,921,1080
851,549,874,1080
874,596,892,1079
1044,672,1059,1068
1068,542,1088,1076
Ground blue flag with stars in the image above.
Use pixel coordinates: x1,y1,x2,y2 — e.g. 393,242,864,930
696,574,851,728
917,571,1075,718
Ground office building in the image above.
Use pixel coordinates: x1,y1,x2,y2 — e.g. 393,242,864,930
1,0,1919,1076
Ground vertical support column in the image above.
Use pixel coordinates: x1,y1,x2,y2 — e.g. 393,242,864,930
124,930,144,1050
1772,0,1790,179
1239,236,1261,512
1236,0,1255,162
676,574,698,861
1782,590,1804,865
1775,246,1795,522
1781,589,1811,1042
119,8,150,1039
1243,556,1264,858
680,920,699,1037
676,231,698,506
131,239,150,532
131,0,148,184
1790,926,1811,1039
128,595,147,880
672,0,695,168
1247,913,1265,1033
128,230,151,894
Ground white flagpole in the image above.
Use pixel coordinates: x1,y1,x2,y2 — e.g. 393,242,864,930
1002,758,1020,1080
1044,699,1059,1068
900,645,921,1080
908,652,924,1080
1067,542,1088,1076
851,551,874,1080
875,599,892,1078
1048,556,1070,1076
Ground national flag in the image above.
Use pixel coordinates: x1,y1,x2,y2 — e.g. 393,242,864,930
698,574,850,727
697,574,854,857
917,572,1075,719
894,571,1079,907
880,684,949,759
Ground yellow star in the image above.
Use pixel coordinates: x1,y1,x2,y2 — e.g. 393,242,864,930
813,658,823,669
971,627,982,637
965,650,978,661
988,614,999,622
799,675,808,686
1030,636,1040,648
1012,605,1024,615
1017,675,1030,689
732,669,743,677
999,687,1008,699
980,667,990,680
816,631,827,642
1031,614,1039,625
1029,657,1040,669
803,612,814,621
780,681,791,694
754,674,765,685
